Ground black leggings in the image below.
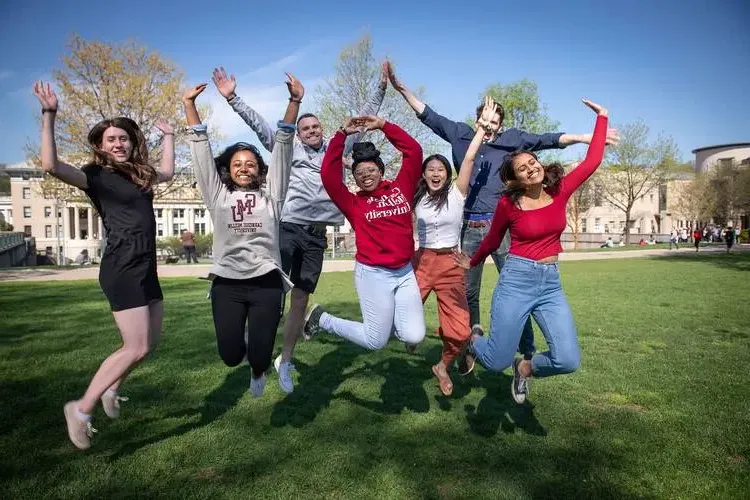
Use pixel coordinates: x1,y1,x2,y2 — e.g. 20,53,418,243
211,272,284,376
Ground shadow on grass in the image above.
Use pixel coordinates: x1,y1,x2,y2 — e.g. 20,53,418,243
109,367,247,460
462,369,547,437
649,249,750,272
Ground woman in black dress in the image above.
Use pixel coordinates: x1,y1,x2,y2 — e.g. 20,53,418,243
33,81,175,450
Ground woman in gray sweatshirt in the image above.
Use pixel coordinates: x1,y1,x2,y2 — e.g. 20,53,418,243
181,75,301,398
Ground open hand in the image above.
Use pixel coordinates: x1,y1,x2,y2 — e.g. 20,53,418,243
385,61,404,93
33,81,58,112
183,83,207,102
477,96,498,129
605,128,620,146
285,72,304,100
379,61,388,90
582,98,608,117
451,249,471,270
212,67,236,99
342,117,366,135
154,119,174,135
354,115,385,132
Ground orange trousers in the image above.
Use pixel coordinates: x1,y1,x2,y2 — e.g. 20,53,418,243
413,248,471,365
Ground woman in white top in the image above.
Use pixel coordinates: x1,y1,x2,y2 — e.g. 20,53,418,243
411,98,498,395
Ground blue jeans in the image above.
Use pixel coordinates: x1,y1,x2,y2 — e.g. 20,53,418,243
472,256,581,377
320,262,426,350
461,220,535,357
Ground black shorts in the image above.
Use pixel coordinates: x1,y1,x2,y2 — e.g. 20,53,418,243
279,221,327,294
99,248,163,312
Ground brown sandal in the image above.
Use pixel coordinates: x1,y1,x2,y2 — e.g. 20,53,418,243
432,364,453,396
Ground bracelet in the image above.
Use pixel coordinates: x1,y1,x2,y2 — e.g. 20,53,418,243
289,98,302,103
42,109,57,114
163,132,175,136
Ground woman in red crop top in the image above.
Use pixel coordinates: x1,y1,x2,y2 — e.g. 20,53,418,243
455,99,615,404
302,115,427,352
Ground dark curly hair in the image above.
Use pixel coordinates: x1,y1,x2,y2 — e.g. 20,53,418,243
351,142,385,175
214,142,268,192
499,150,564,204
413,154,453,210
87,117,156,191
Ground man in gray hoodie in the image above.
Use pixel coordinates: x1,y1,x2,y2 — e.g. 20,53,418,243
212,63,388,393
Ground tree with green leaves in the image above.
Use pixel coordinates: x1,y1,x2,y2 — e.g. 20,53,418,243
467,79,560,134
598,120,679,243
26,35,215,203
313,34,438,180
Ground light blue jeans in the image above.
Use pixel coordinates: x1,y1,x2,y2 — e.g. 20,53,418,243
472,255,581,377
320,262,426,350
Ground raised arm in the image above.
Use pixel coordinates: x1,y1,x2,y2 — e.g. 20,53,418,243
32,81,88,189
355,116,422,193
213,67,276,152
344,61,388,156
559,99,611,198
559,124,619,148
457,97,498,196
182,83,222,208
321,120,361,220
387,62,465,144
268,73,304,207
154,120,175,183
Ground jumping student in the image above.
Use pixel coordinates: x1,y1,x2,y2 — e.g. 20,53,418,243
455,98,614,404
33,81,176,450
181,74,301,399
303,115,426,352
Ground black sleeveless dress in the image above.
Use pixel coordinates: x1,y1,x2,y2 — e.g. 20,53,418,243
82,164,163,311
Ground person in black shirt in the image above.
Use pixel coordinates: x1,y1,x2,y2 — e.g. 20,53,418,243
33,81,175,450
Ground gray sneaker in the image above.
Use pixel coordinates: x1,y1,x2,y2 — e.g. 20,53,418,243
249,373,266,399
274,354,295,394
511,358,529,404
64,401,97,450
303,304,325,339
101,391,129,419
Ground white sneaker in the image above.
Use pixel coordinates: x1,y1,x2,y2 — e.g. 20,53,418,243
274,354,295,394
249,373,266,398
63,401,97,450
101,391,129,419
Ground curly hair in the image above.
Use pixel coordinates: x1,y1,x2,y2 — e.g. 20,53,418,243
499,150,564,204
87,117,156,191
351,142,385,175
413,154,453,210
214,142,268,192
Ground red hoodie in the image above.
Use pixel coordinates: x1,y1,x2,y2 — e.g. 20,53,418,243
321,122,423,269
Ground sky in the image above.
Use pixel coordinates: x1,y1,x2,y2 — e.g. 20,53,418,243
0,0,748,166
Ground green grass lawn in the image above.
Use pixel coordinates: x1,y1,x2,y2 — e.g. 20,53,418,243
1,253,749,499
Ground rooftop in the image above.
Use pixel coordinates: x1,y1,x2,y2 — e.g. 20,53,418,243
691,142,750,154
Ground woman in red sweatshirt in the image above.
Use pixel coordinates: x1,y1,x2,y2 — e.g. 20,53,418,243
455,99,614,404
303,115,426,351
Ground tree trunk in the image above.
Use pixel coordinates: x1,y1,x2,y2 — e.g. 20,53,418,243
624,208,632,244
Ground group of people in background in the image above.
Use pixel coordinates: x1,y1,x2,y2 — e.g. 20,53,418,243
36,58,628,450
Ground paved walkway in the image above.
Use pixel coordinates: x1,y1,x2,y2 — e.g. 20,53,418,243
0,245,746,282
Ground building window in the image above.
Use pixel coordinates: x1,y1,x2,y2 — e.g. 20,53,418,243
173,208,185,218
594,217,601,232
23,187,31,199
718,158,733,169
57,224,62,237
649,193,654,203
157,223,164,237
45,225,52,238
581,218,588,233
44,206,52,218
194,222,206,235
156,208,163,218
173,223,179,236
23,225,32,236
195,209,205,219
23,206,31,218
